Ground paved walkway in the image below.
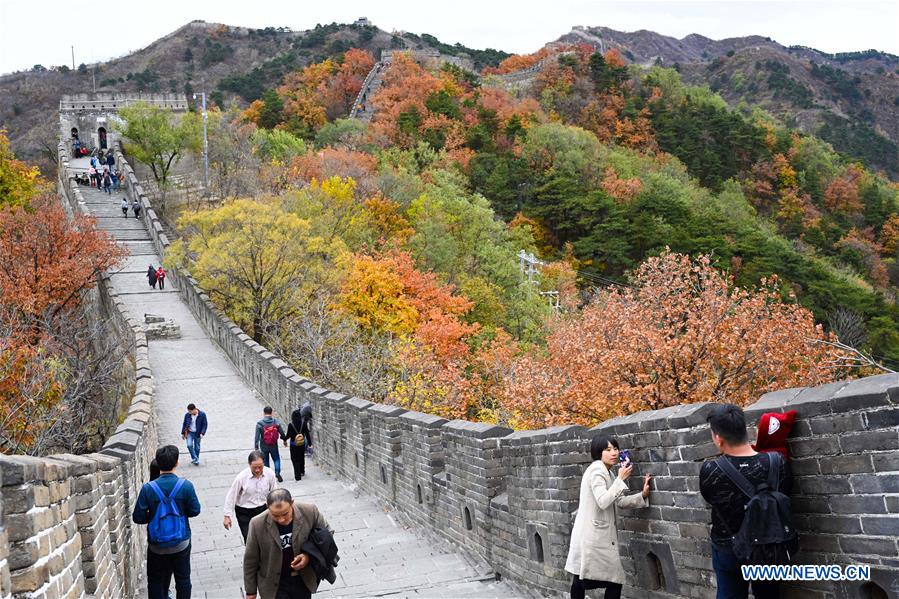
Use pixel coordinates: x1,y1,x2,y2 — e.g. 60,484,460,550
74,169,520,598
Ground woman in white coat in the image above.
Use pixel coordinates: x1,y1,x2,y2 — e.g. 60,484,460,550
565,436,651,599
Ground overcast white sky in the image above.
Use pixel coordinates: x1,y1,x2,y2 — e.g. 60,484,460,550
1,0,897,75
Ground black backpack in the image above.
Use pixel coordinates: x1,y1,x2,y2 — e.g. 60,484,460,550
715,452,799,565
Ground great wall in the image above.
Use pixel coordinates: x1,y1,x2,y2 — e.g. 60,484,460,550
0,93,896,599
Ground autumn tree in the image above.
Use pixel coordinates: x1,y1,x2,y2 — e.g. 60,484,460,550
0,196,125,321
500,251,848,429
167,199,339,343
0,157,125,454
824,165,864,215
203,108,262,201
0,129,43,208
117,102,201,206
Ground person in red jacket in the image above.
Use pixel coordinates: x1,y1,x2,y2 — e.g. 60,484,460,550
156,266,167,290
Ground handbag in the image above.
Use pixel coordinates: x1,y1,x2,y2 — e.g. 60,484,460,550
294,433,305,447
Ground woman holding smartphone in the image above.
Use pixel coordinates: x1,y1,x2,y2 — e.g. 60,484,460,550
565,436,651,599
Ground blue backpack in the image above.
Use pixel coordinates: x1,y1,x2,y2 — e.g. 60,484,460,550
147,479,188,544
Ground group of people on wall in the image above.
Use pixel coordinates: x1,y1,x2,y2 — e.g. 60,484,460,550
133,402,322,599
566,403,795,599
130,400,793,599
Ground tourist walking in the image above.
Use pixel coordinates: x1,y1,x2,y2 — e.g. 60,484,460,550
148,264,158,288
132,445,202,599
224,450,279,543
156,266,167,290
700,404,795,599
181,403,207,466
132,198,142,219
122,198,130,217
102,170,112,194
255,406,287,483
565,435,651,599
111,169,120,190
243,488,333,599
285,404,312,481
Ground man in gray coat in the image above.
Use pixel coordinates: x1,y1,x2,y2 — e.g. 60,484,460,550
244,488,331,599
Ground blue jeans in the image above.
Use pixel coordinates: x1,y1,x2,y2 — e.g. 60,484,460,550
261,444,281,475
711,544,780,599
185,432,201,464
147,544,191,599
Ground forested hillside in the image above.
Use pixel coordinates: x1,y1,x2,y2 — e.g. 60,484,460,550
556,26,899,177
0,20,508,174
125,42,899,427
8,20,899,428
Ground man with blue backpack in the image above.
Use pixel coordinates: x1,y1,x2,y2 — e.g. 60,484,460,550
133,445,202,599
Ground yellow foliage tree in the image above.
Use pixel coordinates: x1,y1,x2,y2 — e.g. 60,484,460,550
0,129,43,208
167,198,338,343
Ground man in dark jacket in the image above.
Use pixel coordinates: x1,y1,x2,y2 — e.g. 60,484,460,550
244,488,332,599
133,444,202,599
181,403,208,466
700,404,792,599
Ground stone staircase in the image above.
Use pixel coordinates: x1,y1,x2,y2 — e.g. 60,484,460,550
349,56,392,122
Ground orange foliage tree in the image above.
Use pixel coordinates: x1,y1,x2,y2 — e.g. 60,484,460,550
499,251,847,429
0,193,125,453
824,165,864,215
0,196,125,320
336,249,511,419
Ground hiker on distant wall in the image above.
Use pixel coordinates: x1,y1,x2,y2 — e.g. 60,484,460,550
132,444,202,599
255,406,287,483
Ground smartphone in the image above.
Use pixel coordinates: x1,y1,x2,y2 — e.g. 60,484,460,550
618,450,632,467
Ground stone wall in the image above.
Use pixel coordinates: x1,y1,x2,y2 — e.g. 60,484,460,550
112,138,899,599
0,144,158,599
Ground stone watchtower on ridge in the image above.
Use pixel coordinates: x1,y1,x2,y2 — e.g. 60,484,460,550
59,92,188,154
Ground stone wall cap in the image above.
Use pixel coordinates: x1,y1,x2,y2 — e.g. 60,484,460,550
367,403,407,417
833,373,899,402
325,391,349,402
83,453,121,469
399,411,448,428
345,397,373,410
49,453,99,476
444,420,513,439
0,454,46,485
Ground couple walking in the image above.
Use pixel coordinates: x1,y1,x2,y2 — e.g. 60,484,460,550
148,264,167,289
254,404,313,483
122,198,142,218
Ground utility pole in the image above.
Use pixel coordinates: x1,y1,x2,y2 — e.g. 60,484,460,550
193,92,209,193
71,46,75,70
518,249,561,312
518,249,541,285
